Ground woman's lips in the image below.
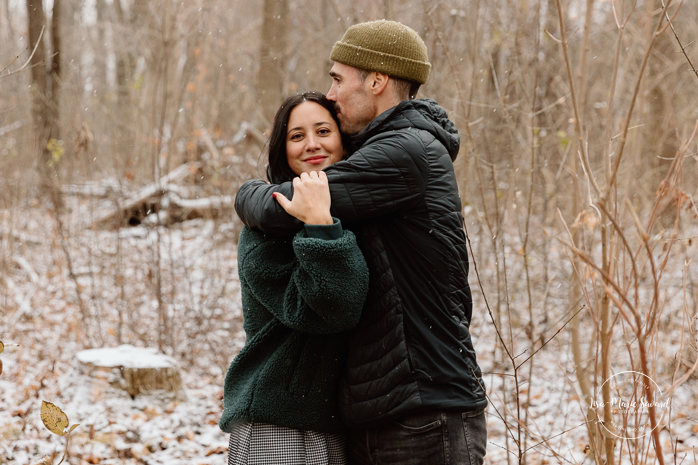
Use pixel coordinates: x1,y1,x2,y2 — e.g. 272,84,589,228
304,156,328,165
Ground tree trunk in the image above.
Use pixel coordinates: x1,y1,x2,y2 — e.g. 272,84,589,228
26,0,48,139
26,1,55,184
113,0,141,160
257,0,289,125
113,0,131,109
0,0,14,45
50,0,61,142
76,345,185,400
56,0,77,163
95,0,108,95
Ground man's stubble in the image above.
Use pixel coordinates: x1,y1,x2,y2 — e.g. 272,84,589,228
335,89,378,136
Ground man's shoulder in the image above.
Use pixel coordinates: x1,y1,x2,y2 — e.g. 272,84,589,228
352,126,443,167
361,125,435,153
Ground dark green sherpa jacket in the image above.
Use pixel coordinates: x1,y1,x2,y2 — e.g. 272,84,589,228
219,219,368,435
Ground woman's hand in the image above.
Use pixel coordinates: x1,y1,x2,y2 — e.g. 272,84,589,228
273,171,333,225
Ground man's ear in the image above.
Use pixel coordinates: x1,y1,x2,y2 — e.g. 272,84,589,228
369,72,390,96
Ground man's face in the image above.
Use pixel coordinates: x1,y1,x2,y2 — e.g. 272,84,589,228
327,62,378,135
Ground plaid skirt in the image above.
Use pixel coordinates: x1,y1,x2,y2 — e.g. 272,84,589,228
227,422,347,465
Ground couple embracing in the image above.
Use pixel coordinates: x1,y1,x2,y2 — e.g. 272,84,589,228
219,20,488,465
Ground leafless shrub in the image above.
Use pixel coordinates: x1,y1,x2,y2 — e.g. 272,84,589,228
1,0,697,463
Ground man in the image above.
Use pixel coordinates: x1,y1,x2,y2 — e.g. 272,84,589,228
235,20,487,465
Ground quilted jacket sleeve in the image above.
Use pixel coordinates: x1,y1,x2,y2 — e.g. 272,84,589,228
238,224,369,334
234,130,428,234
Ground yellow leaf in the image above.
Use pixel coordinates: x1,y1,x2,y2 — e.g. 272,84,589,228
0,340,4,354
46,139,64,165
0,359,3,376
40,401,69,436
69,423,80,433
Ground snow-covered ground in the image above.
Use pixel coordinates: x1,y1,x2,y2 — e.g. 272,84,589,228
1,199,697,464
1,201,242,464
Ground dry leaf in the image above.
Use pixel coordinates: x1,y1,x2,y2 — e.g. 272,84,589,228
41,401,69,436
69,423,80,433
0,359,3,376
31,456,52,465
692,424,698,434
144,407,160,419
0,340,4,354
205,446,227,456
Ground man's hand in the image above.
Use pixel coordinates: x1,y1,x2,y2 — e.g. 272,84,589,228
273,171,333,225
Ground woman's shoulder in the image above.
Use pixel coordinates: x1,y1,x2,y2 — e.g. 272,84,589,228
239,225,285,245
238,226,294,261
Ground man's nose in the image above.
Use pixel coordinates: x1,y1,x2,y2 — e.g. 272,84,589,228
327,83,337,101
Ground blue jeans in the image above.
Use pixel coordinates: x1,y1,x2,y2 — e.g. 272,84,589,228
347,409,487,465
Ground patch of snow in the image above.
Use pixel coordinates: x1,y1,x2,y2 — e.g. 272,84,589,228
76,345,178,369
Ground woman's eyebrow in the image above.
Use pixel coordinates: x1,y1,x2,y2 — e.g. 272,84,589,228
287,122,332,133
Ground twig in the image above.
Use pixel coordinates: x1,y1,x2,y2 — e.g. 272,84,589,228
517,305,586,367
605,0,674,198
0,26,45,78
553,0,601,197
421,0,475,149
524,421,589,454
470,367,520,447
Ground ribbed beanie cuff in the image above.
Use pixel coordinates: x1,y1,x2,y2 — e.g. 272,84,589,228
330,20,431,85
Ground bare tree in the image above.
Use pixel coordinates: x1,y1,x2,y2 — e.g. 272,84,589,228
257,0,289,125
26,0,49,142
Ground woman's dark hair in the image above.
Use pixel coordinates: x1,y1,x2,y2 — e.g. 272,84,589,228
266,91,345,184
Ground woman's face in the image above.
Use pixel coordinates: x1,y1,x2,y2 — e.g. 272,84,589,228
286,101,344,176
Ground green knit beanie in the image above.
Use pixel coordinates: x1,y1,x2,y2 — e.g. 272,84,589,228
330,20,431,85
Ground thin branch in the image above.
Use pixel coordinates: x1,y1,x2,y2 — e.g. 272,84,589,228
470,367,520,446
517,305,586,367
0,26,45,78
524,421,590,454
605,0,674,197
658,0,684,36
422,0,475,149
553,0,601,197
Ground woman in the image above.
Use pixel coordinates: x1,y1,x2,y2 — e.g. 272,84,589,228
219,92,368,465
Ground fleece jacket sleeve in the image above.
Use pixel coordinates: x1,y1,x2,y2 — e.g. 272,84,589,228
238,226,368,334
303,217,343,240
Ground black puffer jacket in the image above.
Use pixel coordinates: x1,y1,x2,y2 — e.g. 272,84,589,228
235,99,487,428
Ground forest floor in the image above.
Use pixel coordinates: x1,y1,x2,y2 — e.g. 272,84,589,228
1,196,697,464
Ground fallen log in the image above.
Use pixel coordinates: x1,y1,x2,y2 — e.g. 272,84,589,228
60,178,123,197
89,162,200,228
142,192,235,226
231,121,266,146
